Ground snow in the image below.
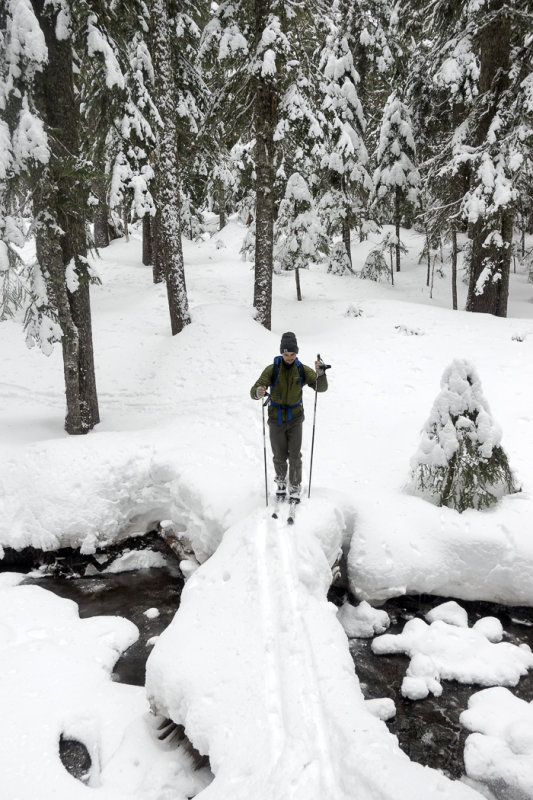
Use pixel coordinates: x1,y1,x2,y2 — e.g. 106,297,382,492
337,599,390,638
0,583,209,799
103,549,168,574
2,218,533,798
461,687,533,797
145,509,479,800
371,602,533,700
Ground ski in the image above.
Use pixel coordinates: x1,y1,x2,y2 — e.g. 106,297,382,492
287,498,300,525
271,493,286,519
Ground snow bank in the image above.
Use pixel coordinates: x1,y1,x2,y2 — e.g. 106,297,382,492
0,582,209,799
348,490,533,605
0,419,259,563
146,508,482,800
461,687,533,799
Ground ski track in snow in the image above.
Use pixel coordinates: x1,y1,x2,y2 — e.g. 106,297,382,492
256,515,339,795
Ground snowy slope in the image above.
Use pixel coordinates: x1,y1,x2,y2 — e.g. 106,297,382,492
1,220,532,604
146,507,481,800
1,219,533,798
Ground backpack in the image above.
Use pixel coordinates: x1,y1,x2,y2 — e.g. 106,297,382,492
269,356,305,425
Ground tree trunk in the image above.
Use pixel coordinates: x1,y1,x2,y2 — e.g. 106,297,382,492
151,0,190,334
395,187,401,272
295,267,302,301
425,224,431,287
142,214,153,266
31,0,99,434
253,0,276,330
342,212,352,269
466,0,512,317
93,174,110,249
218,183,227,231
451,224,458,310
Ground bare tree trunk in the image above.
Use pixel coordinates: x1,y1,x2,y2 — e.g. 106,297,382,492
451,224,458,310
253,0,276,330
466,0,512,317
425,223,431,287
32,0,99,433
342,212,352,269
295,267,302,301
151,0,190,334
142,214,153,266
218,183,227,231
151,200,164,283
395,187,401,272
93,174,110,249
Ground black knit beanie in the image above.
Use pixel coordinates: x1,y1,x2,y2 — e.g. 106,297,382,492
280,331,298,354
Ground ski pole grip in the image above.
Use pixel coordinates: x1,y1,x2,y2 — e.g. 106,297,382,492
316,353,332,371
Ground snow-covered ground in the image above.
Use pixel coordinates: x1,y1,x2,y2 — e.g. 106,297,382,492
1,219,533,798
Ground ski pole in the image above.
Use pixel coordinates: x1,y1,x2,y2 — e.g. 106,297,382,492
308,353,331,499
262,393,270,507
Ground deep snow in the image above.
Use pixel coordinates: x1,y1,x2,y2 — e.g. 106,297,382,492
1,218,533,798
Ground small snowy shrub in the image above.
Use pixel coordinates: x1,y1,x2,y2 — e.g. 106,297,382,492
327,241,354,275
345,304,363,318
360,249,390,282
395,324,424,336
409,359,517,512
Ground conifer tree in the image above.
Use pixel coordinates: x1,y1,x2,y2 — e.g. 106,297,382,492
150,0,191,335
316,0,370,273
407,0,533,317
201,0,327,329
274,173,324,297
409,360,517,512
373,91,420,272
1,0,100,434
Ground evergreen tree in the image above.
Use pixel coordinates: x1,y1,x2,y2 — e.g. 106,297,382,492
373,91,420,272
201,0,327,329
316,0,370,273
409,360,517,512
274,172,324,297
150,0,191,335
408,0,533,317
1,0,100,434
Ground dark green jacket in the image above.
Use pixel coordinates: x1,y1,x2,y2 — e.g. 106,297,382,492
250,359,328,424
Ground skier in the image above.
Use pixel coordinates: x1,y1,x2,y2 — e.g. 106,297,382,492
250,332,328,505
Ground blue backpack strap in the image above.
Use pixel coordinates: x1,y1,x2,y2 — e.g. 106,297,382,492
269,355,304,425
270,356,283,424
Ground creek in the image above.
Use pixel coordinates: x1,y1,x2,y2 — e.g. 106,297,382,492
14,554,533,788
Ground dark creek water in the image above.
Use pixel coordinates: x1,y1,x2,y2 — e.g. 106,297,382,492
18,560,533,785
338,591,533,780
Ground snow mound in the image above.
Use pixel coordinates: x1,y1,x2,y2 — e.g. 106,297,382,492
461,687,533,798
337,599,390,638
372,610,533,700
0,582,209,799
426,600,469,627
146,508,482,800
103,548,168,574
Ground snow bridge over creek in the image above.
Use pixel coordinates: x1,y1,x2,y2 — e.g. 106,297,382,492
146,500,482,800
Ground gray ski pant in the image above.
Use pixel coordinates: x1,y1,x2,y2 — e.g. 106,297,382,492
268,414,304,490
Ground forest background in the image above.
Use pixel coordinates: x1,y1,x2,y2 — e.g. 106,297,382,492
1,0,532,434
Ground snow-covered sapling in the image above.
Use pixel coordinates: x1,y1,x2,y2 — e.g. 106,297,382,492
360,248,390,282
409,360,517,512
